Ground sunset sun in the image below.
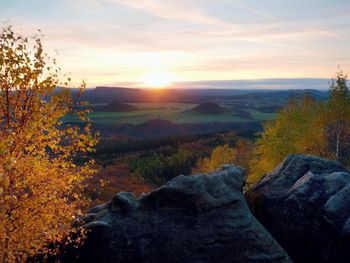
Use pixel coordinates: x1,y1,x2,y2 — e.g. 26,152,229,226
142,71,176,88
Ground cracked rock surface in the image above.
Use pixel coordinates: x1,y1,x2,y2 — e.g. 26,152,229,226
61,165,291,263
246,154,350,263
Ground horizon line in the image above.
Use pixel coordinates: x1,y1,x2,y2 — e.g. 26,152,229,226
85,77,331,90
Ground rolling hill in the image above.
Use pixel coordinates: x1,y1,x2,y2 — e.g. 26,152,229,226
191,102,227,114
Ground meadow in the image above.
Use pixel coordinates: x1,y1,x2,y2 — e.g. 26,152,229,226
66,102,276,125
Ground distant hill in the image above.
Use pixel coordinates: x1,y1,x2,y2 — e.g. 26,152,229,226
78,87,190,104
231,89,328,100
72,87,328,104
191,103,226,114
93,101,138,112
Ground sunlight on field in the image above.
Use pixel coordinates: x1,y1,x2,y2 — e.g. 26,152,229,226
65,103,276,125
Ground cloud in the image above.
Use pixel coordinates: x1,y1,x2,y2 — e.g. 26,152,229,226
108,0,235,26
224,0,349,41
2,0,350,85
224,0,276,20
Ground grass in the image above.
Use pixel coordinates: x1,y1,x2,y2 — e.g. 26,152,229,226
249,110,276,121
65,103,276,125
128,103,195,110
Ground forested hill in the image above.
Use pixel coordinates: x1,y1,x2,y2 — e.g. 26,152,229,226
71,87,328,104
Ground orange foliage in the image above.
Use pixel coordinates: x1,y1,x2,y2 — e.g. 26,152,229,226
86,164,154,205
0,26,98,261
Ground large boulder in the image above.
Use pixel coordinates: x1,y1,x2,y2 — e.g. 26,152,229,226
246,154,350,263
60,165,291,263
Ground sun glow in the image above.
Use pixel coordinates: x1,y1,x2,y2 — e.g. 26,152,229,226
141,71,177,88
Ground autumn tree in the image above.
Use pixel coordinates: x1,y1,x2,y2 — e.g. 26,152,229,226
232,139,253,174
323,69,350,161
193,144,235,173
193,140,252,175
0,26,98,262
248,69,350,185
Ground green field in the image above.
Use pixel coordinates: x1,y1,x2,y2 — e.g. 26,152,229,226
249,110,276,121
65,103,276,125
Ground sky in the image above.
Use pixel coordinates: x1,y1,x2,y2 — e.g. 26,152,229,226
1,0,350,88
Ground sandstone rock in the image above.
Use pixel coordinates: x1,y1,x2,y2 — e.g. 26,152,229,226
61,165,291,263
246,154,350,263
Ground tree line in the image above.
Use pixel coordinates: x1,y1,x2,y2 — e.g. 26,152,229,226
248,70,350,184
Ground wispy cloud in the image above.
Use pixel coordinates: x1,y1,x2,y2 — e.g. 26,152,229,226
224,0,276,20
108,0,234,26
225,0,349,41
1,0,349,86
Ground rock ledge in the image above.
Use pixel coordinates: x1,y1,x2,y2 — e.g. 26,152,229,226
246,154,350,263
62,165,291,263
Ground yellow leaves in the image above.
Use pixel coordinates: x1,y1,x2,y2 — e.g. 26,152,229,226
66,126,74,134
26,144,35,153
2,157,17,171
0,142,7,155
0,26,98,262
3,176,10,189
193,144,239,174
99,179,106,188
247,85,350,185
